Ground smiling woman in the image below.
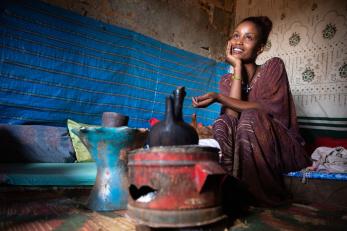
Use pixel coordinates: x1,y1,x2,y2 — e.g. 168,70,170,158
192,16,311,207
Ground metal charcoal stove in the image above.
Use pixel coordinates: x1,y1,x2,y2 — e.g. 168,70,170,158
127,145,227,228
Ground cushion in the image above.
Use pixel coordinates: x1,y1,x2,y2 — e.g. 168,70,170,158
67,119,98,162
0,162,97,185
0,124,76,163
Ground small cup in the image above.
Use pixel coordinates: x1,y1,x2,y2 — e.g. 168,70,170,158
102,112,129,127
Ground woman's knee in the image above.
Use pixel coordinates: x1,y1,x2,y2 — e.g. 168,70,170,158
212,114,235,141
238,109,271,133
214,114,237,126
213,114,237,133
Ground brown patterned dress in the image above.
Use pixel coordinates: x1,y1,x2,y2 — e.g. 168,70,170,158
213,57,311,206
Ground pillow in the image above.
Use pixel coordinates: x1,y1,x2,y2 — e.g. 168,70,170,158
67,119,98,162
0,124,76,163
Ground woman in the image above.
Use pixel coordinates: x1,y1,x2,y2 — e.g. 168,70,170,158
192,16,311,206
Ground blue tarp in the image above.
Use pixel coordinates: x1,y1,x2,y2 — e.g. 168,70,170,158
0,0,228,128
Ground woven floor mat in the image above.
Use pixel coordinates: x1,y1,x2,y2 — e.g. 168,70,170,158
1,188,347,230
0,188,136,231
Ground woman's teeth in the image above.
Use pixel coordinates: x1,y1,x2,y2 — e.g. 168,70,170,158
233,48,243,53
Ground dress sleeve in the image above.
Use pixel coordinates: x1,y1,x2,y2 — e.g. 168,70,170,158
255,57,290,127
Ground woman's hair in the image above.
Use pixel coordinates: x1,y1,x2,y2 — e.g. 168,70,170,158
240,16,272,45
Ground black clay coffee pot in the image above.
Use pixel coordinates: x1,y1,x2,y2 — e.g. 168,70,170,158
148,86,199,147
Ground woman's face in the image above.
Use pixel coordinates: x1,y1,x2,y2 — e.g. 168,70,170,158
228,21,263,63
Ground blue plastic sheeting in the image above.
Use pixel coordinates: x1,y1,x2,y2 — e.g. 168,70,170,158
0,0,228,128
286,171,347,181
0,162,97,185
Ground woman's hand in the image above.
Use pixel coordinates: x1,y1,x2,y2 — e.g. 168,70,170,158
225,40,242,68
192,92,218,108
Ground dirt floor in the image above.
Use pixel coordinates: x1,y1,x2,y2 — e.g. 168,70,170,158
0,186,346,231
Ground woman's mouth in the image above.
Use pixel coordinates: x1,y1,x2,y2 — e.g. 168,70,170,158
232,47,244,54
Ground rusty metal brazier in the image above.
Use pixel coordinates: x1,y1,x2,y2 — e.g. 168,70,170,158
127,146,227,228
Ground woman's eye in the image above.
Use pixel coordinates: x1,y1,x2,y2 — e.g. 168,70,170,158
246,35,253,40
232,34,239,39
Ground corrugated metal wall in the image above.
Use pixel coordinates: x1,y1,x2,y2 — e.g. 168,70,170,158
0,0,228,128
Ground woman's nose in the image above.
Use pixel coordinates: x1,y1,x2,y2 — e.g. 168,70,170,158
236,37,243,45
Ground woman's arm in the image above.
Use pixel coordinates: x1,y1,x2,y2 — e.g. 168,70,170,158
218,93,259,112
192,92,259,112
224,40,243,117
226,70,242,117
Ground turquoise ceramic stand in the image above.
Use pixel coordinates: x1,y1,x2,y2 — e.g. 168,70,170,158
72,126,139,211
